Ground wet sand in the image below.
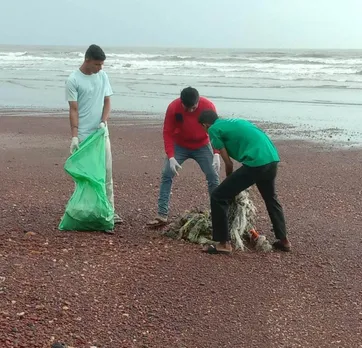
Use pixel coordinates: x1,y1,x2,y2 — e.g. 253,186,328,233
0,114,361,347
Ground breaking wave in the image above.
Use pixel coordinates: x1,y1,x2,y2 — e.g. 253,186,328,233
1,47,362,89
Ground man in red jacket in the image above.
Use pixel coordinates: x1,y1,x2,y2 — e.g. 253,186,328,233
147,87,220,227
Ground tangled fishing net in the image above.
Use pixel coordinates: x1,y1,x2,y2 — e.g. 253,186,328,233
164,189,272,252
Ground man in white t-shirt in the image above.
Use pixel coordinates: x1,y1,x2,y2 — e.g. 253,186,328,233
65,44,122,227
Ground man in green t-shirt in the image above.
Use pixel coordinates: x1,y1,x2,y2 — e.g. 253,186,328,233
198,110,290,253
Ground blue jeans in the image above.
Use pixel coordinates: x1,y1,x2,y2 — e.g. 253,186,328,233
157,144,220,217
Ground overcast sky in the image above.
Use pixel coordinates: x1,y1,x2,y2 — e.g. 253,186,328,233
1,0,361,49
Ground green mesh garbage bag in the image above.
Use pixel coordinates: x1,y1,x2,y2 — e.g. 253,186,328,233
58,128,114,231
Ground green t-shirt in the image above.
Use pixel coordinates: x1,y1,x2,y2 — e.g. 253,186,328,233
208,118,280,167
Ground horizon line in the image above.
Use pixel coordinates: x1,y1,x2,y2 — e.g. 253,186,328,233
0,43,361,51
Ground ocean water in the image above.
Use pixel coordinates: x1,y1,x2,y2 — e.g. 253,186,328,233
0,45,362,142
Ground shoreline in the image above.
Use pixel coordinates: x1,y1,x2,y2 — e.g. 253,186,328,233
1,108,361,150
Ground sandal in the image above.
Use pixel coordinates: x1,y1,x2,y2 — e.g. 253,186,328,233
146,216,168,228
202,244,232,255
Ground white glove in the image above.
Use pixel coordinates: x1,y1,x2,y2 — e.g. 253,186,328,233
70,137,79,154
169,157,182,176
213,154,221,173
98,121,106,128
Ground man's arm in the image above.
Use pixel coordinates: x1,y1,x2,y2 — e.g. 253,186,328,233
208,125,231,174
68,101,80,154
99,71,113,125
209,101,217,113
101,96,111,123
163,104,176,158
69,101,79,137
206,100,220,154
65,77,79,137
65,76,80,153
219,148,233,176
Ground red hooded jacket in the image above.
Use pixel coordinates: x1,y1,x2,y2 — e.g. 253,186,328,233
163,97,218,158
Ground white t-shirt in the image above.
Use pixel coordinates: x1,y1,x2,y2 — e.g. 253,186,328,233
66,69,113,141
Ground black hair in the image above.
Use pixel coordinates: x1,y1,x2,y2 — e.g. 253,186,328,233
198,109,219,125
180,87,199,108
85,44,106,61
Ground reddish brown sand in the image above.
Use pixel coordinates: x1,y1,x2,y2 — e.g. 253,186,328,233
0,114,361,348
